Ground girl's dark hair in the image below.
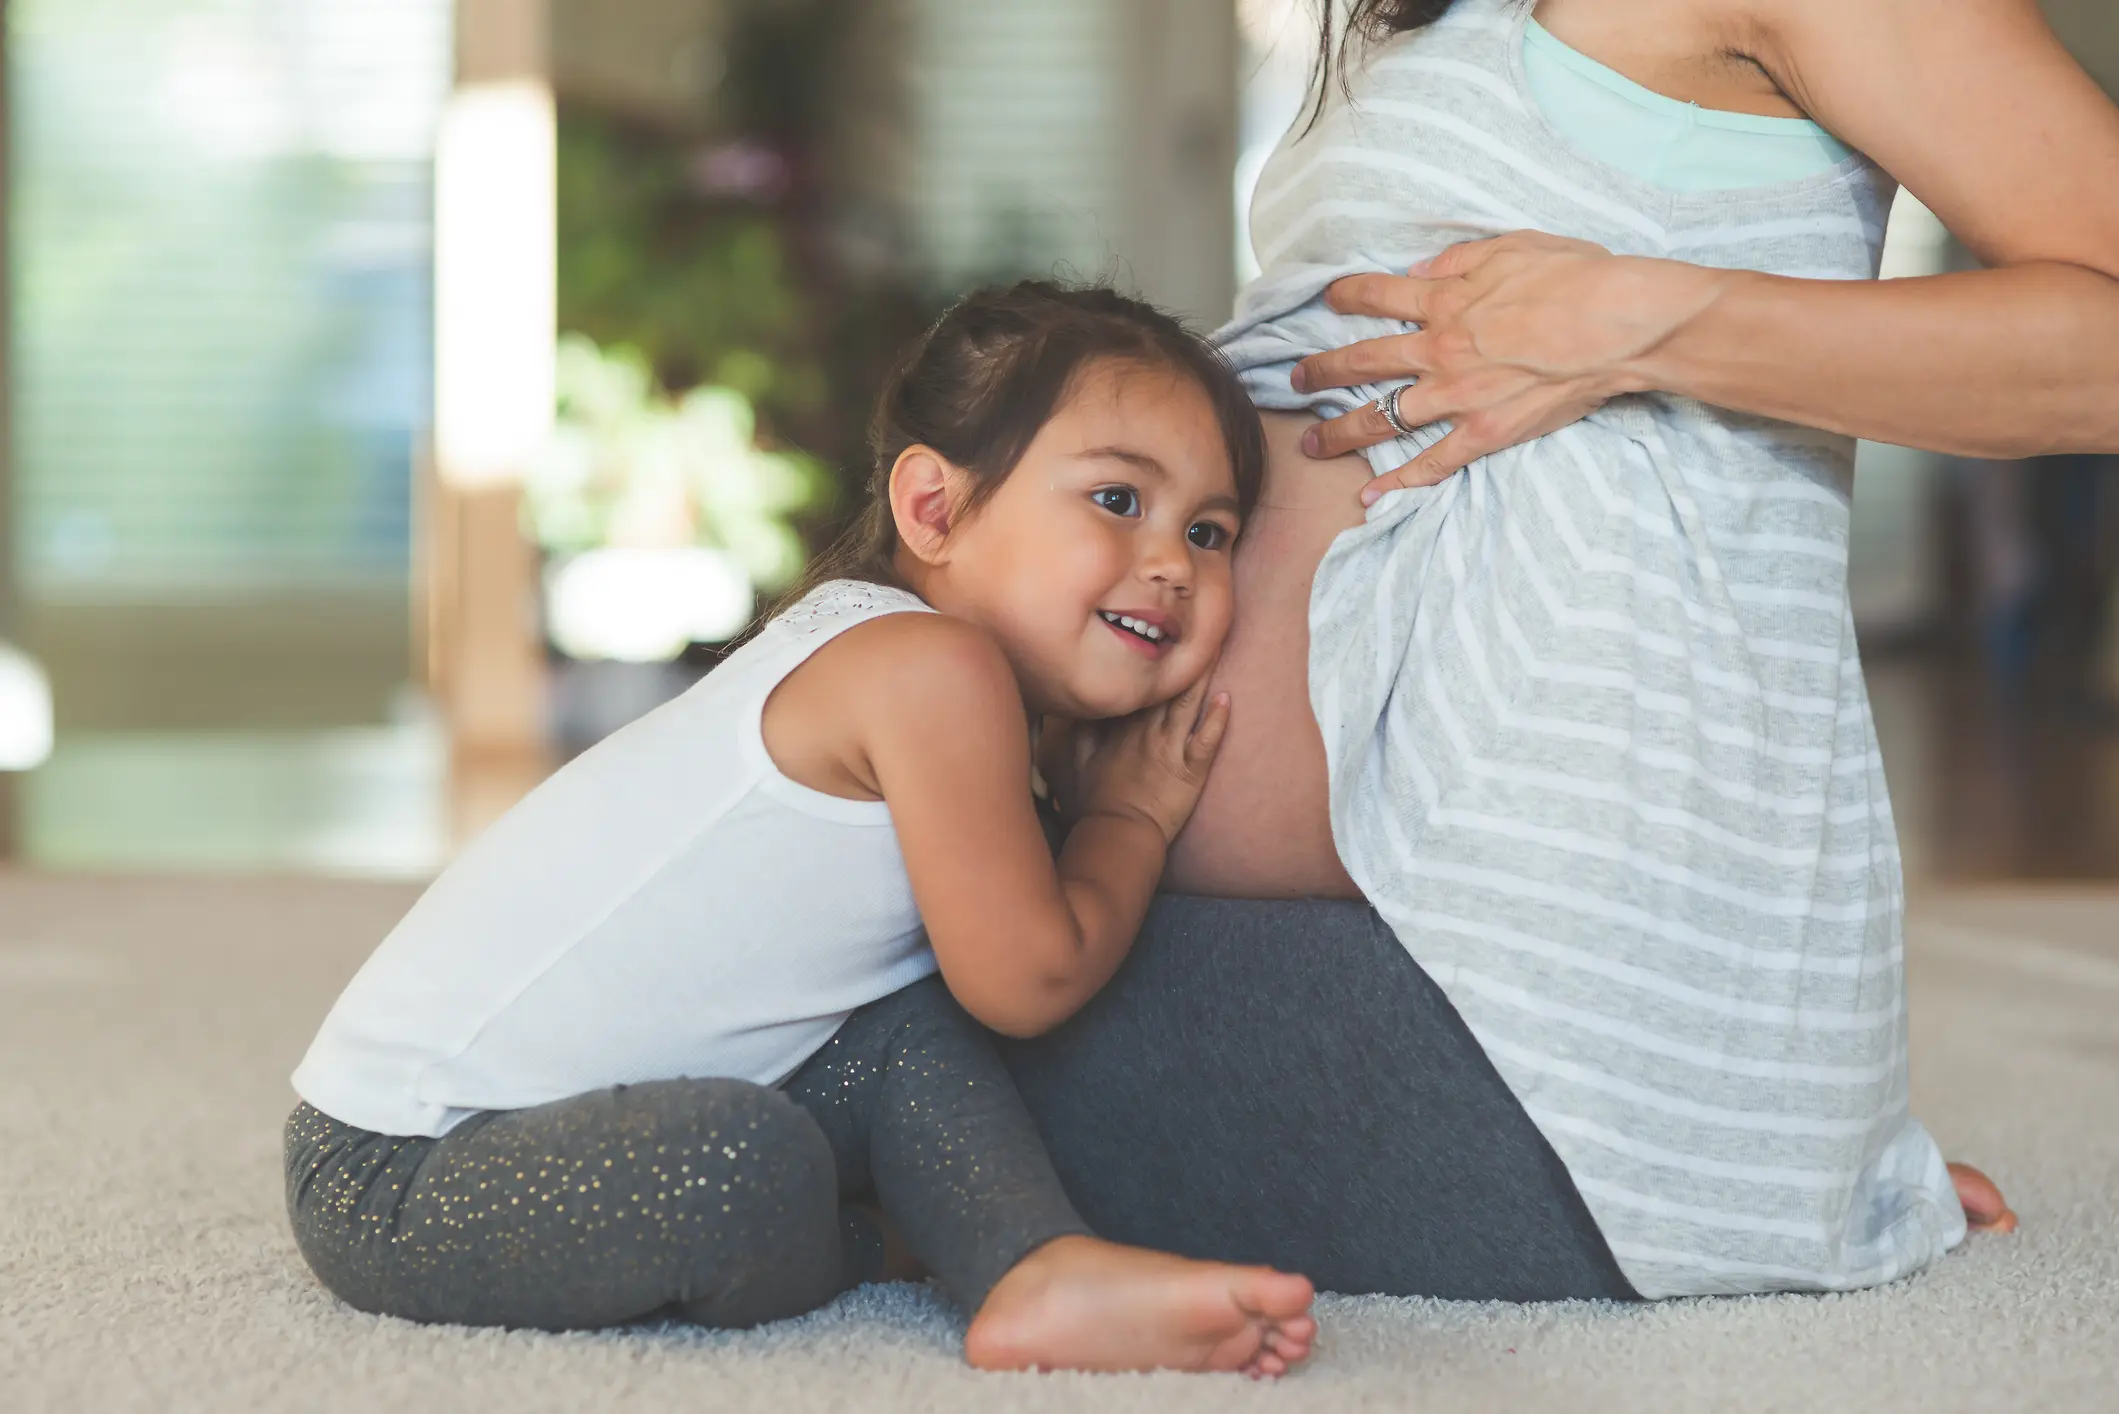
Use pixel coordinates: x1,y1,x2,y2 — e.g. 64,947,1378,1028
781,279,1265,606
1304,1,1459,135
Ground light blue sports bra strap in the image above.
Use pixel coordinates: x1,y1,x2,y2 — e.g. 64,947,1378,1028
1521,19,1854,192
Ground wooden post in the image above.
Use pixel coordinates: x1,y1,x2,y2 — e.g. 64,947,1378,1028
2043,0,2119,96
1121,0,1240,328
1,0,19,861
426,0,553,796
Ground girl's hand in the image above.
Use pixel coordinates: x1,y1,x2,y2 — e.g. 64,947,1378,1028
1075,675,1231,846
1032,714,1087,826
1290,232,1726,504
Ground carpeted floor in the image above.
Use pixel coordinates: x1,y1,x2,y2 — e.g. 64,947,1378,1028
2,873,2113,1412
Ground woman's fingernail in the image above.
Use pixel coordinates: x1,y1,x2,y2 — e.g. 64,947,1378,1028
1361,487,1382,507
1290,365,1309,393
1301,427,1321,457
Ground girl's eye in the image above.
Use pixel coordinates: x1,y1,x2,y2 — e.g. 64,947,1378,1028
1188,522,1231,551
1093,486,1141,517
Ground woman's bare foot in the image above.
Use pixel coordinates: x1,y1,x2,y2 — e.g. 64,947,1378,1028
1949,1162,2019,1234
963,1235,1317,1378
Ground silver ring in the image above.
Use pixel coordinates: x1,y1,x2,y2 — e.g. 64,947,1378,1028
1373,383,1418,440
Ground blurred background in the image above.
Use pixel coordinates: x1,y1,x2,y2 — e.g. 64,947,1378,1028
0,0,2113,884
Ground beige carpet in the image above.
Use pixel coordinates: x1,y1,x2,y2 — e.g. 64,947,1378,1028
3,873,2114,1413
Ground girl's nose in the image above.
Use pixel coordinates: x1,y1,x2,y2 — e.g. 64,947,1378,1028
1140,527,1193,592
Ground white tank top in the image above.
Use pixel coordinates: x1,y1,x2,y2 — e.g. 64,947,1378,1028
293,580,940,1137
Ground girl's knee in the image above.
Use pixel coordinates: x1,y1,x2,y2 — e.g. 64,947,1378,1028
613,1076,826,1152
617,1082,843,1327
851,974,983,1051
613,1079,838,1213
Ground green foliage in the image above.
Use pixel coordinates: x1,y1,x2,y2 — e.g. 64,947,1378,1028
552,0,941,567
555,110,826,422
526,336,832,593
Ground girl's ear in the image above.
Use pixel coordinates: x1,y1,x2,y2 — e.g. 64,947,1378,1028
889,446,961,567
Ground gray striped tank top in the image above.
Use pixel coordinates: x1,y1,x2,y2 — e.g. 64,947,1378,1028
1216,0,1964,1298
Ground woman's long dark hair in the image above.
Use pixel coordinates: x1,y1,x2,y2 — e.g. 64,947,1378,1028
1305,0,1460,133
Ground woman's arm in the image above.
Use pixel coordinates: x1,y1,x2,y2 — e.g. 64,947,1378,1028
1297,0,2119,493
851,616,1227,1038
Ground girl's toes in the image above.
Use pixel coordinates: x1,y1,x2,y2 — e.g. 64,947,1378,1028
1244,1352,1288,1380
1264,1319,1316,1363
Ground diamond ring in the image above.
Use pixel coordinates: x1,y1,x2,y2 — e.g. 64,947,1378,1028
1373,383,1418,440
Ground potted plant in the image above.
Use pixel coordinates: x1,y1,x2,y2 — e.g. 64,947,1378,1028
525,334,830,749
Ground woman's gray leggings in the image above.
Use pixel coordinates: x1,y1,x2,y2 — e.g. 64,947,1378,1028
1006,895,1637,1303
284,976,1089,1331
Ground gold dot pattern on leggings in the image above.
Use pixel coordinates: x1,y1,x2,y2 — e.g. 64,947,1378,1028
284,979,1087,1329
283,1088,833,1329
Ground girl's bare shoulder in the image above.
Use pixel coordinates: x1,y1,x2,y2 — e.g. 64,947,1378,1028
762,609,1025,801
789,610,1024,734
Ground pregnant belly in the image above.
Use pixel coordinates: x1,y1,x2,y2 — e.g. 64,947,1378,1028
1164,411,1367,900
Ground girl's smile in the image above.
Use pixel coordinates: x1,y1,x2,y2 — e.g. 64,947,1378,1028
1097,607,1178,656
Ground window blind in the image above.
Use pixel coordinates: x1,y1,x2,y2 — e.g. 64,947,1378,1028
903,0,1130,291
10,0,449,593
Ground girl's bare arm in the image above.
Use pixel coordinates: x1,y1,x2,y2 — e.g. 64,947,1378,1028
853,616,1227,1038
1298,0,2119,489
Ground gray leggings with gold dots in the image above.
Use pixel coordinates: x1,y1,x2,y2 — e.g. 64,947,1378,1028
284,975,1089,1331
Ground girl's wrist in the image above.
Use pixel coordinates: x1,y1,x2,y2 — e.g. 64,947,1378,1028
1077,799,1177,849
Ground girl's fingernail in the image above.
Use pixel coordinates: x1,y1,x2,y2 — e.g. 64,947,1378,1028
1361,487,1382,507
1290,365,1310,393
1301,428,1321,457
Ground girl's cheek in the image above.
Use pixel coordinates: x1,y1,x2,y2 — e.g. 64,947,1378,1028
1200,565,1235,616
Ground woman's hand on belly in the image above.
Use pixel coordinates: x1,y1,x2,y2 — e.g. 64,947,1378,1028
1290,231,1721,502
1162,414,1366,902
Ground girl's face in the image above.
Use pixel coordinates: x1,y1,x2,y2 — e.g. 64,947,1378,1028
929,361,1243,720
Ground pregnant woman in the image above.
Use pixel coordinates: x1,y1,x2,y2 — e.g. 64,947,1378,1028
1010,0,2110,1300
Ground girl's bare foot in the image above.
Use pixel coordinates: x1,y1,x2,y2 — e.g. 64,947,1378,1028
1949,1162,2019,1234
963,1235,1317,1378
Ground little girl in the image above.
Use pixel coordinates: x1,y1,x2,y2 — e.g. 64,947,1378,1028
284,282,1315,1376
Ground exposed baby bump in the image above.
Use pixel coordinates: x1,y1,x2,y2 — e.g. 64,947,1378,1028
1164,413,1368,901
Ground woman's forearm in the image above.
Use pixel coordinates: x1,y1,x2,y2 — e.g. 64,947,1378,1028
1629,259,2119,459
